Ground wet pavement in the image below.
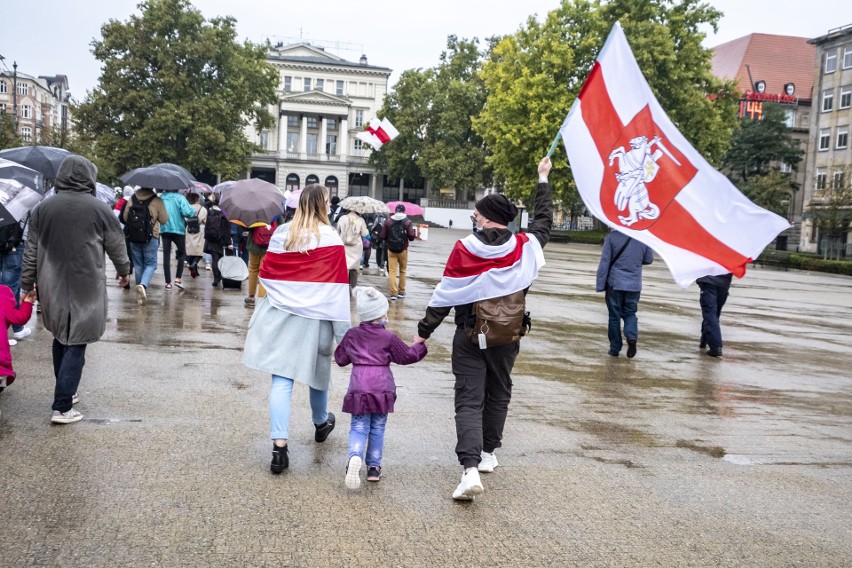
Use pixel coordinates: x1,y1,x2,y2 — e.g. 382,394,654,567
1,228,851,567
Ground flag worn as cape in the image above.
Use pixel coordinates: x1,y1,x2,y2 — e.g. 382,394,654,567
356,117,399,151
559,22,789,287
259,223,350,321
428,233,546,308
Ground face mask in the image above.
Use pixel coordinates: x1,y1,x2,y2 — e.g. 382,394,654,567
380,318,389,326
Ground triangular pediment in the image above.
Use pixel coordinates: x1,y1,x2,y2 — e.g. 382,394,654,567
271,43,345,62
282,90,350,106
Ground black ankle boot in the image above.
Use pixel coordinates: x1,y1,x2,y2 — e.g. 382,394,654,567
314,413,336,443
271,443,288,474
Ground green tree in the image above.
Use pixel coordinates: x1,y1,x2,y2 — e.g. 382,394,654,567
724,103,803,182
475,0,739,213
74,0,278,180
0,113,20,149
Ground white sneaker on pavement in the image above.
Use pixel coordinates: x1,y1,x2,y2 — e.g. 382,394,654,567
8,339,17,346
51,408,83,424
345,455,362,490
72,392,79,405
135,284,147,306
478,451,499,473
12,327,32,340
452,468,484,501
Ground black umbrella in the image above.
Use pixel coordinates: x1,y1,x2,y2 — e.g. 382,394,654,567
0,145,75,179
149,162,196,182
120,165,194,191
0,179,44,228
0,158,44,192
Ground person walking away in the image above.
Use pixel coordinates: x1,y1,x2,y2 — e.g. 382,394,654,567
203,203,233,287
114,186,135,283
0,210,35,345
595,230,654,358
21,155,130,424
122,186,168,306
381,205,416,300
243,183,349,473
245,214,280,308
370,212,388,274
329,195,343,228
335,286,427,489
697,272,732,358
360,213,375,268
184,192,207,278
337,209,368,289
415,157,553,501
0,286,36,405
158,189,196,290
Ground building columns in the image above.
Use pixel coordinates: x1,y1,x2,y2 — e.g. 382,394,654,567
277,111,287,156
320,117,328,160
340,118,349,159
300,115,308,159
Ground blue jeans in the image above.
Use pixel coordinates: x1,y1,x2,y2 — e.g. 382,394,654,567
348,413,388,468
130,237,160,287
0,242,26,332
605,287,640,354
231,225,249,264
52,339,87,413
269,375,329,440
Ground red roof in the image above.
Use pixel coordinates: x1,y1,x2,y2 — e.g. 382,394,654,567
711,34,815,101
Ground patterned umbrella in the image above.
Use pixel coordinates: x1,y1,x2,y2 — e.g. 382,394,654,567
0,179,44,228
44,182,117,207
219,178,285,228
339,195,386,214
0,146,75,180
0,158,43,193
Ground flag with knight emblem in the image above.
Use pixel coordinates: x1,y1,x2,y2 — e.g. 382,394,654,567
560,22,789,287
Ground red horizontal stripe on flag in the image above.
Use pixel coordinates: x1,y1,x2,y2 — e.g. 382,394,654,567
259,245,349,284
443,235,527,278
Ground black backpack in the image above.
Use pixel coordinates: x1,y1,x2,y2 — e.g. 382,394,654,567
185,215,200,234
124,195,155,244
204,209,223,242
0,220,24,253
387,219,408,253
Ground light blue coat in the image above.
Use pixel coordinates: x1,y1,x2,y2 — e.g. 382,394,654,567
159,192,196,235
595,231,654,292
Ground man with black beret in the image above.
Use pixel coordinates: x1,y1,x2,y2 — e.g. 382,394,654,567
415,156,553,501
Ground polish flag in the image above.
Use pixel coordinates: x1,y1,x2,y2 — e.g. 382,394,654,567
356,117,399,150
429,233,546,307
259,224,351,321
559,22,789,287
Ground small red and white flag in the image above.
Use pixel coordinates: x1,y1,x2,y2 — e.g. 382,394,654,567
356,117,399,150
259,224,350,321
429,233,546,308
560,22,789,287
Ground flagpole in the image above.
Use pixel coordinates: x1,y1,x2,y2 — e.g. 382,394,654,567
546,131,561,158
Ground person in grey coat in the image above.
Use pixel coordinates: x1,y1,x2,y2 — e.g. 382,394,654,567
21,155,130,424
595,230,654,358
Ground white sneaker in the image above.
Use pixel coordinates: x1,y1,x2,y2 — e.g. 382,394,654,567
72,392,79,405
135,284,147,306
51,408,83,424
478,451,499,473
452,468,484,501
8,339,17,346
345,455,362,490
12,327,32,340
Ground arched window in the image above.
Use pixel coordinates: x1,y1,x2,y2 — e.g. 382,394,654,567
325,176,339,196
305,174,319,185
285,173,300,192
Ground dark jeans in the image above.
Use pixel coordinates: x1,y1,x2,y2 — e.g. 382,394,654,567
161,233,186,283
605,287,640,354
230,225,249,264
361,246,372,267
699,283,729,350
52,339,87,413
0,242,25,332
451,329,519,469
210,252,223,283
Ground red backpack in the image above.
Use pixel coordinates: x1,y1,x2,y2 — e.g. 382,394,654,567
252,220,278,247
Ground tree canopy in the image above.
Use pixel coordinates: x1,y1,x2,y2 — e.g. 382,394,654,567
74,0,278,180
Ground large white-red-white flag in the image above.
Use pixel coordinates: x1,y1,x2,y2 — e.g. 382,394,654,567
356,117,399,150
259,224,350,321
560,22,789,287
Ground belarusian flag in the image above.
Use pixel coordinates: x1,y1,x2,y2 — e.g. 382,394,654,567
356,117,399,150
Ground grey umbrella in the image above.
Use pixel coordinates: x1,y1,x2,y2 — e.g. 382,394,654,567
0,146,75,180
0,179,44,229
120,165,194,191
149,162,196,182
0,158,44,192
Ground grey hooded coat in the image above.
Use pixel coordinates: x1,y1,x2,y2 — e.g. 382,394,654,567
21,156,130,345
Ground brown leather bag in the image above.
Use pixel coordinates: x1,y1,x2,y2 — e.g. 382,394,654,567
466,289,530,347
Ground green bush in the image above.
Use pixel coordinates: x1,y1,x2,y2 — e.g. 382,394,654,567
756,249,852,276
549,230,607,245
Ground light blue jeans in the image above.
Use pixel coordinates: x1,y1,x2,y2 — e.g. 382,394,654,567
348,413,388,468
270,375,329,440
130,237,160,288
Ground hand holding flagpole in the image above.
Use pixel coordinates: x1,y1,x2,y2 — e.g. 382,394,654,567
546,131,562,158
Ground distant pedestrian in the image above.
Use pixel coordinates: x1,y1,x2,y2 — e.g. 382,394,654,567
158,189,197,290
595,231,654,358
697,273,733,358
0,286,36,400
335,286,426,489
337,209,369,289
242,183,349,473
244,214,280,308
184,192,208,278
21,155,130,424
203,202,233,287
122,186,168,306
380,204,416,300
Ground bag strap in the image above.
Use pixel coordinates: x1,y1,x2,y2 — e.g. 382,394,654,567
605,236,632,286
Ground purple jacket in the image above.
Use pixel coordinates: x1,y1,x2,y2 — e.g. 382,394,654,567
334,322,427,415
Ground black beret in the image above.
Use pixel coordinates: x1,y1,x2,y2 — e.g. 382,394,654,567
475,194,518,225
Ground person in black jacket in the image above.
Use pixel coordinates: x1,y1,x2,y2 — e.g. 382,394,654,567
415,156,553,501
697,273,733,358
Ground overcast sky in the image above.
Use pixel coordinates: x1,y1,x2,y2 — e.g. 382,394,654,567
0,0,846,100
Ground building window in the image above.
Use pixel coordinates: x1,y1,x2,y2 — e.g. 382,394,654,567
0,103,5,114
354,139,365,155
287,115,299,128
326,134,337,155
283,76,292,92
825,51,837,73
17,83,28,95
822,89,834,112
259,131,269,149
286,132,298,152
840,86,851,109
303,77,311,91
327,118,337,131
779,161,792,173
306,133,318,154
833,171,846,190
0,81,6,93
315,79,324,92
355,109,364,128
21,105,32,119
306,174,319,185
838,127,849,150
21,126,31,141
336,80,344,96
307,116,318,129
816,169,827,190
325,176,339,196
784,109,795,128
819,129,831,151
285,173,300,192
845,47,852,69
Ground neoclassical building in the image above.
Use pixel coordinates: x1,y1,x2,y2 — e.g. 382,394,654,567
246,43,392,199
0,69,71,145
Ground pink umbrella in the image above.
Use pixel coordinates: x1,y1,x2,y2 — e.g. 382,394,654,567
387,201,424,216
284,189,302,209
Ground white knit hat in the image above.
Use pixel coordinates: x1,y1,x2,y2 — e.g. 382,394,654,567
354,286,388,322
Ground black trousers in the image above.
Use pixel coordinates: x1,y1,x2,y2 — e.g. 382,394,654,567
699,283,729,350
161,232,186,283
52,340,87,413
451,329,520,468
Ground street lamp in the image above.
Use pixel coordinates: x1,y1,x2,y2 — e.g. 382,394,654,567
12,61,18,135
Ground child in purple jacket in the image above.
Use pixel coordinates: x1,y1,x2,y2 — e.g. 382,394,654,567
334,286,427,489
